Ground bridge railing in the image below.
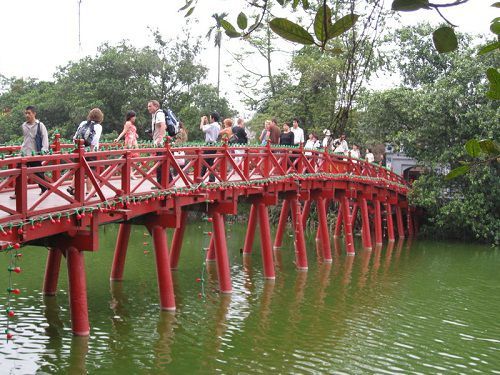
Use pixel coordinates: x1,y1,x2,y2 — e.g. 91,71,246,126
0,140,408,224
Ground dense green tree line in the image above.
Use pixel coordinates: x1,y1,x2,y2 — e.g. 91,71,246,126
0,33,234,145
356,25,499,244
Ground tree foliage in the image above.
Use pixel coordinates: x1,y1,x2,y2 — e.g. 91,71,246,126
0,34,234,144
357,24,500,244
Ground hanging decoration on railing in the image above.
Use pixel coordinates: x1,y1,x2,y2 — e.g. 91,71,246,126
4,242,22,341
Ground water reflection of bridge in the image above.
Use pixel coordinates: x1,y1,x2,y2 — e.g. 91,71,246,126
1,138,412,336
35,239,411,373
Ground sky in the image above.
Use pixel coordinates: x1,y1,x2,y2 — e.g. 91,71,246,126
0,0,495,114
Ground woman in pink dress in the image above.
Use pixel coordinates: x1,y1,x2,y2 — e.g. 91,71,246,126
115,110,140,178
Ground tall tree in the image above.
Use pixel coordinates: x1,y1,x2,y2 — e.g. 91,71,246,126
206,13,228,98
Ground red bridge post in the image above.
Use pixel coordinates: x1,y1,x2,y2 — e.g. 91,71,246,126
360,198,372,250
386,203,395,242
243,204,258,254
396,205,405,239
66,246,90,336
52,133,61,182
334,204,343,238
257,202,275,279
341,193,355,255
301,200,312,230
150,224,176,311
43,248,63,296
110,223,132,281
170,210,188,269
291,197,308,270
374,200,383,245
212,211,232,293
317,197,332,263
273,199,290,249
206,236,216,261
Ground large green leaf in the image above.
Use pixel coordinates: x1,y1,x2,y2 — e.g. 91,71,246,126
486,68,500,100
220,19,241,38
392,0,429,11
479,139,500,155
432,26,458,53
478,41,500,55
237,12,248,30
314,5,333,42
465,139,482,157
269,18,315,45
445,165,470,180
491,20,500,35
329,14,359,39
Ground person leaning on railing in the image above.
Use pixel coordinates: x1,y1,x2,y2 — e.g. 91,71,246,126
10,105,49,199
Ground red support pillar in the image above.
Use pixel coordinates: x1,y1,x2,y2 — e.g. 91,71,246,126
386,203,395,242
206,236,216,261
317,198,332,263
43,248,62,296
301,200,312,230
360,198,372,250
110,223,131,281
350,203,359,226
257,203,275,279
374,200,383,245
396,205,405,239
66,246,90,336
243,204,258,254
341,194,355,255
274,199,290,249
170,210,188,269
290,198,308,270
334,204,343,237
151,225,176,311
212,211,232,293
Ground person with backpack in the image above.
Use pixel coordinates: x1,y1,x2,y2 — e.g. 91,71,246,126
147,100,167,186
10,105,49,199
67,108,103,196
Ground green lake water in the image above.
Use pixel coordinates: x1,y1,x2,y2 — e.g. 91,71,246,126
1,221,499,374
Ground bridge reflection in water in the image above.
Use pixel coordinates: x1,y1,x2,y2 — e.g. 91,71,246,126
0,138,412,336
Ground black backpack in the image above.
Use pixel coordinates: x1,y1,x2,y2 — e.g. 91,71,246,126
75,121,95,147
34,121,43,152
163,108,179,137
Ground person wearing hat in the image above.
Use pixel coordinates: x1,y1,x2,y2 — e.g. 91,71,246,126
322,129,334,150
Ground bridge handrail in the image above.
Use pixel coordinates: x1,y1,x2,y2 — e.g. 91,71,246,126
0,139,409,228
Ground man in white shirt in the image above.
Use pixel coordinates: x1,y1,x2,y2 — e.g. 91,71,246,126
10,105,49,198
291,118,304,145
322,129,333,150
333,134,349,155
148,100,167,185
200,112,221,182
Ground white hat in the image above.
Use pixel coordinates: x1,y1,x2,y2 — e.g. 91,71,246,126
323,129,331,136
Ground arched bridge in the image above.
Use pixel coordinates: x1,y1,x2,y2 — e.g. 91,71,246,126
0,137,412,336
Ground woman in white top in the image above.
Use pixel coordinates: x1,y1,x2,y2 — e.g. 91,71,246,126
365,148,375,163
67,108,104,196
304,133,320,156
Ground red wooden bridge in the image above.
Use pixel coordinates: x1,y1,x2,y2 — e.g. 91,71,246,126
0,137,412,336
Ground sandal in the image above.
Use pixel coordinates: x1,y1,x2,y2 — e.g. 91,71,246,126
66,186,75,196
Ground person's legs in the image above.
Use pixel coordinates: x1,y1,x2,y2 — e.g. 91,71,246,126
27,160,47,193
